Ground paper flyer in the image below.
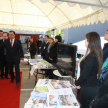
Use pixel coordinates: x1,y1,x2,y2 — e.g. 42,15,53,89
47,94,79,107
35,86,49,92
49,80,71,89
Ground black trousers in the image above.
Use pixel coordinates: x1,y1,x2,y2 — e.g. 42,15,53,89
8,61,20,83
0,56,8,77
81,86,99,108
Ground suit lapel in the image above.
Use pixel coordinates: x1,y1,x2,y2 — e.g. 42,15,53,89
13,39,17,48
7,39,11,48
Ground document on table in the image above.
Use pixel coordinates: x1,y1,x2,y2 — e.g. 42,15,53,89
35,86,49,92
30,65,37,75
47,94,79,108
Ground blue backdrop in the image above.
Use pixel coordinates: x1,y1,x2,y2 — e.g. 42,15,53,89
62,21,108,43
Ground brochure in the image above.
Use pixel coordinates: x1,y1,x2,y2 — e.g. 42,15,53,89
49,80,71,89
47,94,79,107
35,86,49,92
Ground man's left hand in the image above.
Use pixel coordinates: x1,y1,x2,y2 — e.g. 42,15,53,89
21,58,24,60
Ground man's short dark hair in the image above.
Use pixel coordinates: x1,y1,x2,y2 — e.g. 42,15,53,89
45,35,49,38
3,32,9,36
55,35,62,42
0,30,3,32
107,30,108,31
9,30,15,35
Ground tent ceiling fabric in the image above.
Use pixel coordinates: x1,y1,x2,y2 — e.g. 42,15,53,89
0,0,108,32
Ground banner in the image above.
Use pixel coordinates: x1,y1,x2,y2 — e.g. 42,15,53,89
20,35,31,43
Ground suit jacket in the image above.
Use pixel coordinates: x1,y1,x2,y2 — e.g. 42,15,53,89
75,53,98,87
103,43,108,63
0,39,24,63
48,42,58,63
37,40,42,47
41,41,49,60
0,39,4,59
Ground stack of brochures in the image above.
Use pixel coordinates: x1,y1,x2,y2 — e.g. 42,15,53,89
24,79,80,108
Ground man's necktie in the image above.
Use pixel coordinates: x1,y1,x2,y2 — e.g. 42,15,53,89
11,39,13,47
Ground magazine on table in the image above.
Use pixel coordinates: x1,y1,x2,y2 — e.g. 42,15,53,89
49,80,71,89
39,79,71,88
47,94,79,108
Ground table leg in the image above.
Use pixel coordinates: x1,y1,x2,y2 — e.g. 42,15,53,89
34,69,38,85
28,57,29,65
28,64,31,79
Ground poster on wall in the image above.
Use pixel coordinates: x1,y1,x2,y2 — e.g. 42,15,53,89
20,35,31,43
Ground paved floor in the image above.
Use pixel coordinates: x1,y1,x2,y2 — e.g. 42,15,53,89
20,62,45,108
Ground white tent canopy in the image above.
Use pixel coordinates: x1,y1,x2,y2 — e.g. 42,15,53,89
0,0,108,32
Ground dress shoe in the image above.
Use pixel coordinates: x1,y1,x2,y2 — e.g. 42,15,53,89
1,77,4,79
5,77,9,79
11,80,14,83
16,83,20,85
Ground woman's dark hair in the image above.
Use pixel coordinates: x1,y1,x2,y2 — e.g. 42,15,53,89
83,32,103,77
33,37,36,42
55,35,62,42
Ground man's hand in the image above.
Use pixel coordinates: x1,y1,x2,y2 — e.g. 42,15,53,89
49,57,53,60
75,85,81,89
21,58,24,60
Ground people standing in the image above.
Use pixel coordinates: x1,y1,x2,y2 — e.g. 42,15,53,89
37,38,42,54
47,37,58,79
0,32,9,79
0,30,3,40
103,30,108,63
26,38,30,50
48,37,58,64
41,35,49,60
0,30,24,85
75,32,103,108
29,38,36,59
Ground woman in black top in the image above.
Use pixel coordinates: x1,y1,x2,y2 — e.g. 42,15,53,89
46,37,57,79
75,32,103,108
48,37,58,64
29,38,36,59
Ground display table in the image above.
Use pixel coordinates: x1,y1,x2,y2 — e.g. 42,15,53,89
29,59,56,84
24,79,80,108
24,52,30,65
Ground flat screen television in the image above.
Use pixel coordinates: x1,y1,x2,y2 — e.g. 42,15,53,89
57,42,77,77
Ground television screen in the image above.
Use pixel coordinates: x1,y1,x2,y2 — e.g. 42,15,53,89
57,43,77,77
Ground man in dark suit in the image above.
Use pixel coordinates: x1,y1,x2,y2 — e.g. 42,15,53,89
41,35,49,60
0,32,9,79
103,30,108,63
37,38,42,54
0,30,24,85
0,30,3,40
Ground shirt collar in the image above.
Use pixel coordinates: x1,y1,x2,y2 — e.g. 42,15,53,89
10,38,15,41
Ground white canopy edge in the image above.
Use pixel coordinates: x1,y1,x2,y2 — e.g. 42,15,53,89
52,9,108,30
0,0,108,32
